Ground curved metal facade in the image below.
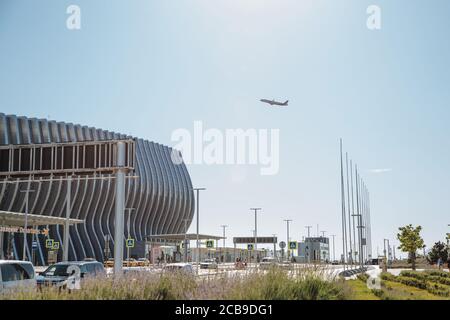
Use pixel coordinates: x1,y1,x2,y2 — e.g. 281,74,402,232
0,113,195,263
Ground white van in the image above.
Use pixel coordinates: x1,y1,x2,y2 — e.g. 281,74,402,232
0,260,37,293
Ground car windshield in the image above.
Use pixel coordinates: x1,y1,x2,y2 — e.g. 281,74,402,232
42,264,85,276
42,265,71,277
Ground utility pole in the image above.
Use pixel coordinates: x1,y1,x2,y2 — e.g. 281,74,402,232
272,234,277,258
305,226,312,238
220,225,228,263
125,208,135,264
114,141,126,276
354,166,364,269
193,187,206,273
331,234,336,261
183,218,189,262
350,160,357,264
63,175,73,262
250,208,262,252
20,185,35,261
393,244,396,261
346,153,353,266
339,139,348,269
284,219,292,258
383,239,390,265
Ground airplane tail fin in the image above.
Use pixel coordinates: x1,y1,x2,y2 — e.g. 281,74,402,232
284,100,289,105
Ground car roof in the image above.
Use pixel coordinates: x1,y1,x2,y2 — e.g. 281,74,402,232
0,260,33,265
53,261,100,266
165,263,191,267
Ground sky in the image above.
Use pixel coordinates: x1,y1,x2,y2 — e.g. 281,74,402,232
0,0,449,259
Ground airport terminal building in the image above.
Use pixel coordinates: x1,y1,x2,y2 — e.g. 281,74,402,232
0,113,195,264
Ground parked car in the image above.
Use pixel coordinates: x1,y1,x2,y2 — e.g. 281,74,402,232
259,257,278,269
277,260,292,270
0,260,37,293
136,258,150,267
200,258,218,269
163,263,195,275
36,260,105,288
331,260,340,265
123,258,139,267
104,258,114,268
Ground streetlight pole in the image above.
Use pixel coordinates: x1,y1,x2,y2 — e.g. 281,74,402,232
220,225,228,263
20,186,35,261
284,219,292,259
193,187,206,273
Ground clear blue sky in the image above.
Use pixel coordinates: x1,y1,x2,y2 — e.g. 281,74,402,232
1,0,449,258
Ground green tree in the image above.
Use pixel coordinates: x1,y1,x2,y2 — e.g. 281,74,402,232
397,224,424,270
426,241,448,265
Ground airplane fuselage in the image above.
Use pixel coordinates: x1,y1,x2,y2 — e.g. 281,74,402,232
260,99,288,106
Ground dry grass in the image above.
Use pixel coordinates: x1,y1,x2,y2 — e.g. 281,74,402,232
1,266,349,300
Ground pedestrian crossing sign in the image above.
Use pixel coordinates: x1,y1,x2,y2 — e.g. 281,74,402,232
126,238,135,248
45,239,54,249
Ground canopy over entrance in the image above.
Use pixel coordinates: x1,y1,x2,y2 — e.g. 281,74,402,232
147,233,224,244
0,210,84,227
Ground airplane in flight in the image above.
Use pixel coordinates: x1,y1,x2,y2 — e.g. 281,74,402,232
260,99,289,107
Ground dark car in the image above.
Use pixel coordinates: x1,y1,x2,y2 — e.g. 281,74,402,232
36,260,105,288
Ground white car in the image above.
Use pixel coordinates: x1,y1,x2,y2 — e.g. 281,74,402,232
200,259,218,269
0,260,37,293
163,263,195,275
259,257,278,269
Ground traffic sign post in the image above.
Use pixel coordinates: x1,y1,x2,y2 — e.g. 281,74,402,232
125,238,135,266
279,241,286,260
